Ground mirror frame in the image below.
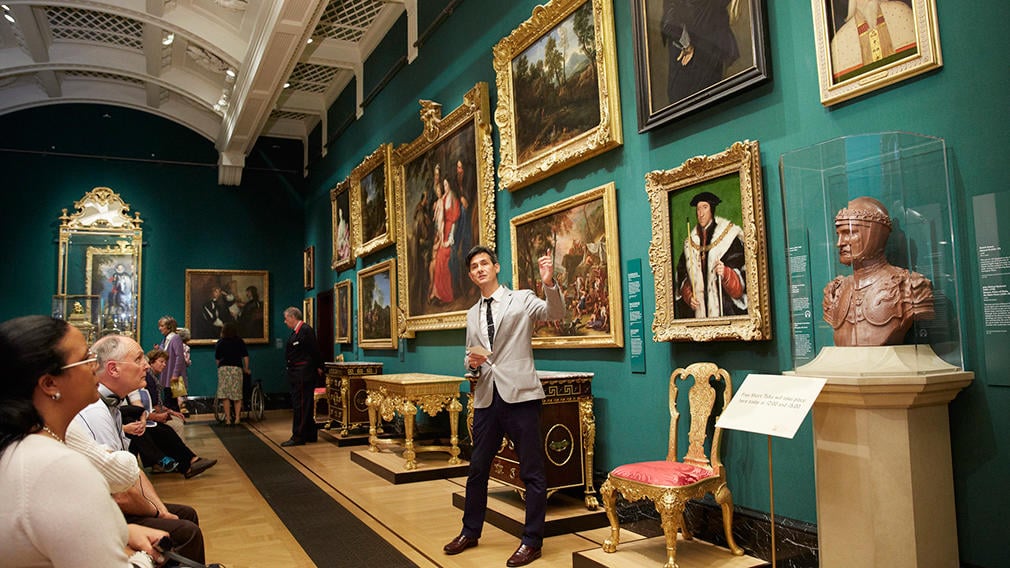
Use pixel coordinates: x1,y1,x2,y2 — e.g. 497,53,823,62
56,187,144,344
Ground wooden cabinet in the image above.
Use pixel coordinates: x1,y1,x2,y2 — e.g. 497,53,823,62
467,370,598,509
324,361,382,435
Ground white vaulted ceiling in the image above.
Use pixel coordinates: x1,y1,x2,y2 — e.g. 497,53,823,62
0,0,417,185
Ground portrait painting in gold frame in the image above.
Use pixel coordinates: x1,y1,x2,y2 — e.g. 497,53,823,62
493,0,622,191
184,269,269,345
510,182,623,348
647,140,770,342
811,0,942,106
335,279,352,344
330,178,355,271
393,82,496,336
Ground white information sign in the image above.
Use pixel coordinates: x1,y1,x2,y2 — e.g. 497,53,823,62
716,374,826,439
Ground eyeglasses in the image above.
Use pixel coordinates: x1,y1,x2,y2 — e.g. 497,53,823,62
61,352,99,372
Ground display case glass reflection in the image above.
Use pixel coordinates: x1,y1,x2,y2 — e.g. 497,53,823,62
780,132,963,370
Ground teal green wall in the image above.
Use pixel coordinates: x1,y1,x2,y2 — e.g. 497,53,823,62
301,2,1009,566
2,1,1008,565
0,105,306,397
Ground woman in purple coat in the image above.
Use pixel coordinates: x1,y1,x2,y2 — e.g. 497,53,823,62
157,316,189,416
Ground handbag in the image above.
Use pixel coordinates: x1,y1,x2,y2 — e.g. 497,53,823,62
170,376,188,398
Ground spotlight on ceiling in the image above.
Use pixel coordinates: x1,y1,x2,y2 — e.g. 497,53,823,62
162,32,175,46
283,82,291,89
307,37,313,45
3,13,14,24
226,69,236,78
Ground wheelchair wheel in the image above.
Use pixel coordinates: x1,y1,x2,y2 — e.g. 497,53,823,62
248,383,265,421
213,397,226,424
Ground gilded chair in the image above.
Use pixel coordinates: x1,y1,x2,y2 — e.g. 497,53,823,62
600,362,743,568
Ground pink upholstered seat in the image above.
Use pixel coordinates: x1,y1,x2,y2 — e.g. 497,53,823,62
610,461,714,487
313,387,327,395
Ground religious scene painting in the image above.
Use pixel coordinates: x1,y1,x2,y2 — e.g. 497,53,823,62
358,259,397,350
394,82,496,334
631,0,769,131
330,179,354,271
85,245,136,331
184,269,269,345
646,140,770,342
494,0,622,191
510,182,623,348
351,143,395,257
812,0,941,105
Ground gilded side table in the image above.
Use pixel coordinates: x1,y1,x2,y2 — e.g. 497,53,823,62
467,370,598,509
324,361,382,435
365,373,465,470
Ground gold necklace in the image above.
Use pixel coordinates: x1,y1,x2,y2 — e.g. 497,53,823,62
41,425,64,443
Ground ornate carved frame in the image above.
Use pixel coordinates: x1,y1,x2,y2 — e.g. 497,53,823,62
647,140,771,342
357,258,398,350
183,269,270,345
493,0,622,191
811,0,942,106
509,182,624,348
350,143,395,257
334,279,353,344
330,178,355,271
57,186,144,344
392,82,496,336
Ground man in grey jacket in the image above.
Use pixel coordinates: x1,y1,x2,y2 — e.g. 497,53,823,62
443,245,563,567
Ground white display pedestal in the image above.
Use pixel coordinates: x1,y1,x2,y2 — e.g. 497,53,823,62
797,346,972,568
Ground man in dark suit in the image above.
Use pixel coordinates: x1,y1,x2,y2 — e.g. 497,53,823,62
443,245,563,567
281,306,323,447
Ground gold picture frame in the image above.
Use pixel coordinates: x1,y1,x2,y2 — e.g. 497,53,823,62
184,269,269,345
335,279,352,344
812,0,942,106
330,178,355,271
357,258,398,350
302,297,315,328
647,140,770,342
510,182,623,348
493,0,622,191
351,143,395,257
303,245,315,290
84,241,137,334
393,82,496,336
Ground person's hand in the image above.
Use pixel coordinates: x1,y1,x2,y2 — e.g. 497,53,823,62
149,409,170,423
538,250,555,287
126,523,168,558
466,351,488,370
123,418,147,436
714,261,725,279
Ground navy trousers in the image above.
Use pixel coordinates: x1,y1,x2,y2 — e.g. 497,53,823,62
462,384,546,548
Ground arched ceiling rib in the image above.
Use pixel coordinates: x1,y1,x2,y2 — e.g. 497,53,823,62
0,0,416,185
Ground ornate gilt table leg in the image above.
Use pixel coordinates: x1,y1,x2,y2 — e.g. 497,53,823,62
366,391,380,453
447,396,462,465
401,399,417,470
580,398,599,510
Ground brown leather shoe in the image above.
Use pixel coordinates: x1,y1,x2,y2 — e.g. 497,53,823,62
443,534,478,555
506,543,541,567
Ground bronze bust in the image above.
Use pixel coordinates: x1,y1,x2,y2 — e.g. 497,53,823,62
822,197,934,346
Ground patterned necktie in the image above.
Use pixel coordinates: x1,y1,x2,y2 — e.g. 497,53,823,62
484,298,495,347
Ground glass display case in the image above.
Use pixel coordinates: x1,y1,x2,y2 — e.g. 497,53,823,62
53,187,144,344
779,132,963,371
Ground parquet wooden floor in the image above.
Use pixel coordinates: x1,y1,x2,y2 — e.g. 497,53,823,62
150,411,761,568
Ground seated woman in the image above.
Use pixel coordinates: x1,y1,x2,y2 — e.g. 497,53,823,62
0,315,167,567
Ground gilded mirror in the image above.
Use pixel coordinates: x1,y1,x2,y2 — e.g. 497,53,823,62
54,187,144,344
